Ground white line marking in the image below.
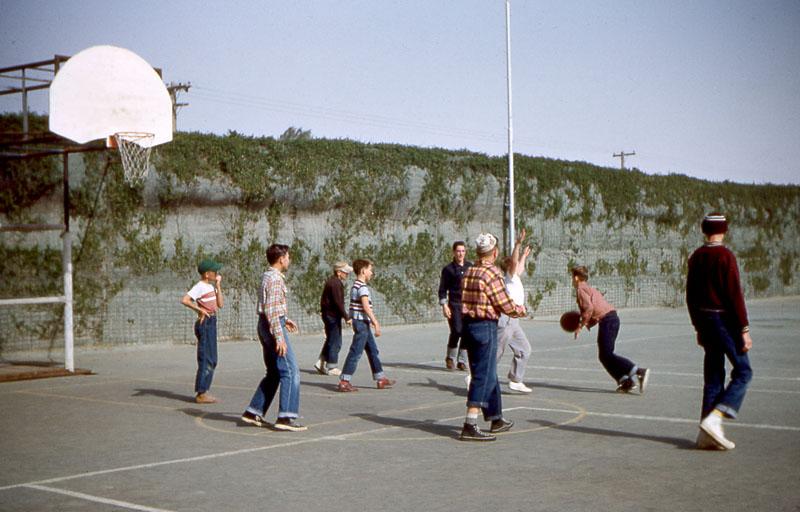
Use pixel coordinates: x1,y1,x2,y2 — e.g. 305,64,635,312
521,406,800,432
23,484,175,512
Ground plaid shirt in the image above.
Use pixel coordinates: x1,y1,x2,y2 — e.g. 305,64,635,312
257,268,288,344
461,260,525,320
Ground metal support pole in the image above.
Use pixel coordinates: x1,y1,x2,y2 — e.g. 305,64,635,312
505,0,515,254
62,152,74,371
22,68,28,136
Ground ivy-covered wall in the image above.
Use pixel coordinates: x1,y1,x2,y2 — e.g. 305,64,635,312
2,114,799,352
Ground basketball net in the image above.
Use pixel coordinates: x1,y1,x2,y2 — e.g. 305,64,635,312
113,132,154,184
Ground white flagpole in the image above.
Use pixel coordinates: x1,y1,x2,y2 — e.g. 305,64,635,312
505,0,515,251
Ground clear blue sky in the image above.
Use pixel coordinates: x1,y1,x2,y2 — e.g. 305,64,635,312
2,0,798,184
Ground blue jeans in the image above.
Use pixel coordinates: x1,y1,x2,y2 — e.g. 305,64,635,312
596,312,636,383
246,315,301,419
697,312,753,419
194,315,217,394
464,318,502,421
341,319,385,381
319,314,343,368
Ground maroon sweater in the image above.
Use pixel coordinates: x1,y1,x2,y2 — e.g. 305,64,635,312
686,242,749,332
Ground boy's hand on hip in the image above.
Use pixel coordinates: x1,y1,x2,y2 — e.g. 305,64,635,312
742,332,753,353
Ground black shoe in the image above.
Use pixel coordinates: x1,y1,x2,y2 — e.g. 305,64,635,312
616,378,638,393
456,362,468,371
490,418,514,433
273,418,308,432
459,423,496,441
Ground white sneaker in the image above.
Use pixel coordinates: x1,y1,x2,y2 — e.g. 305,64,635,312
465,374,471,389
508,381,532,393
313,359,328,375
328,368,342,376
700,413,735,450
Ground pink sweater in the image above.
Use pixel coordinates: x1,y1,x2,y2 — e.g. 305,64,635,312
576,281,615,328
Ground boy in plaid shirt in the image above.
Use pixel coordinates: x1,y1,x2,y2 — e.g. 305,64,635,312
241,244,306,431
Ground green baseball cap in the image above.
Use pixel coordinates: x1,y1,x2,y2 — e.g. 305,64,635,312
197,258,222,274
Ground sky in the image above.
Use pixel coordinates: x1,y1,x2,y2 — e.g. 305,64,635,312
1,0,799,185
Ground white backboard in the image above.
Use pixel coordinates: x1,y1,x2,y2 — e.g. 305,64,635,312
49,45,172,148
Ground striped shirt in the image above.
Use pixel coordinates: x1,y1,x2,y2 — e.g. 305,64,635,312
257,268,288,344
349,280,372,322
461,261,525,320
187,281,218,315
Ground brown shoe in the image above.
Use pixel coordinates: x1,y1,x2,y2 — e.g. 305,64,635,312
376,377,396,389
445,357,455,370
456,362,468,371
337,380,358,392
195,392,218,404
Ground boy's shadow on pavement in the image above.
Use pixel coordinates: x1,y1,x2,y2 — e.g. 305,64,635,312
352,412,458,439
408,377,466,397
525,381,616,395
132,388,197,404
528,419,696,449
383,361,455,373
180,407,253,426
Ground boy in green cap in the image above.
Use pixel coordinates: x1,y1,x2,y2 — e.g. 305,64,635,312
181,258,224,403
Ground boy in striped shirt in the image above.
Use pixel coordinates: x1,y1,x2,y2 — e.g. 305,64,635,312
337,259,395,392
181,258,224,404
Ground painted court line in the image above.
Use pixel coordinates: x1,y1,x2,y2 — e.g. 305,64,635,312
23,484,174,512
525,406,800,432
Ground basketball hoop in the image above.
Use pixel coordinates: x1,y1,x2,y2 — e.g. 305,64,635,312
111,132,154,184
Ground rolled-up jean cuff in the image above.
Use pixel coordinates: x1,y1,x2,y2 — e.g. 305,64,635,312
466,400,488,409
277,412,299,419
373,371,385,380
340,374,352,382
715,404,738,419
485,414,502,422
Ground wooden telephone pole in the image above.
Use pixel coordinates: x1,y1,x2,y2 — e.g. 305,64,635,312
613,150,635,170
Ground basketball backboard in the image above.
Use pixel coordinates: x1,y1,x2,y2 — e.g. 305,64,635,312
49,45,172,148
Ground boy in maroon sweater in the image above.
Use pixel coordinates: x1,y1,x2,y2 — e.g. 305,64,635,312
687,213,753,450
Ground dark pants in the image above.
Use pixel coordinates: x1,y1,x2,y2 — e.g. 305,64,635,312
446,303,468,363
319,314,343,367
194,315,217,394
596,312,636,383
463,318,502,421
697,312,753,419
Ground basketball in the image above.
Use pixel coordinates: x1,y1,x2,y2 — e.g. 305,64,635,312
559,311,581,332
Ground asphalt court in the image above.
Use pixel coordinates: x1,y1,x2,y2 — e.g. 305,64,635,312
0,297,798,511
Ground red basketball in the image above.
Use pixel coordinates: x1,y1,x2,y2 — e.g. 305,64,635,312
559,311,581,332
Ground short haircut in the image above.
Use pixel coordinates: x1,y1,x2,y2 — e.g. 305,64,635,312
452,240,466,251
352,258,373,275
266,244,290,265
498,255,513,273
571,265,589,281
701,212,729,236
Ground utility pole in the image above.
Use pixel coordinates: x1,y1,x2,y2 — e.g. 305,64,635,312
613,150,635,170
167,82,191,133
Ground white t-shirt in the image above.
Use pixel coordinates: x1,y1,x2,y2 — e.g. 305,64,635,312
187,281,218,314
504,274,524,306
